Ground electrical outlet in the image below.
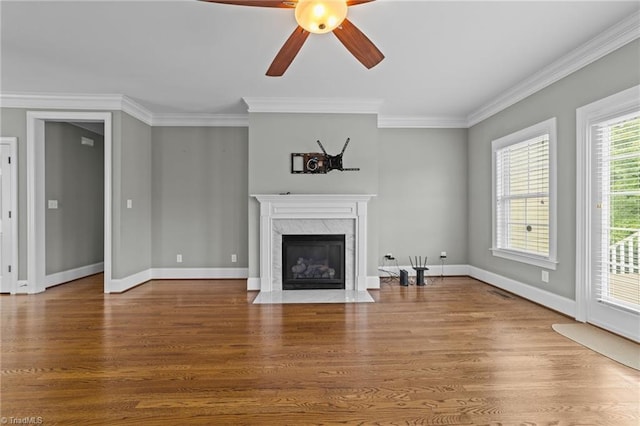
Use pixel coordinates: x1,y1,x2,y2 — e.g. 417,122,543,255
541,270,549,283
231,254,237,263
440,251,447,258
176,254,183,263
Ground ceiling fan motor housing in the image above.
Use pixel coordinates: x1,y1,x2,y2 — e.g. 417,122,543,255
295,0,348,34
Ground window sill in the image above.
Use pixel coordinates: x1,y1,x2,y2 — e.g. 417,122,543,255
490,248,557,270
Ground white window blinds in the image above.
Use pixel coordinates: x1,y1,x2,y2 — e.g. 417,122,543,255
594,111,640,312
495,135,550,256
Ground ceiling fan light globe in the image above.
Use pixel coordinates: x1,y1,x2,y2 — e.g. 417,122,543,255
295,0,348,34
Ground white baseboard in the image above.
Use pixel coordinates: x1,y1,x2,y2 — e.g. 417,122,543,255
151,268,248,280
378,264,470,277
367,276,380,289
109,269,152,293
45,262,104,288
108,267,248,293
247,277,261,291
53,263,577,319
468,266,576,317
15,280,30,294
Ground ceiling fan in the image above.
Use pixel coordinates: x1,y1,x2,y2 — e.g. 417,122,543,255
200,0,384,76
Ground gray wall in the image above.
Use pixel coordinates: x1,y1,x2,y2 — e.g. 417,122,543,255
247,113,379,277
151,126,248,268
112,112,152,279
378,128,468,266
467,39,640,299
0,109,153,282
45,122,104,274
0,108,29,279
2,38,637,297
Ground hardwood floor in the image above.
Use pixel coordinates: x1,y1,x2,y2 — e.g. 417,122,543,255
1,275,638,425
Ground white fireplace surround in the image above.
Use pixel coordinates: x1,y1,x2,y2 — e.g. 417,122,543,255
252,194,374,292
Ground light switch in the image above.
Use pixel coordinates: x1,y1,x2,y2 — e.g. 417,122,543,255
127,199,132,209
48,200,58,209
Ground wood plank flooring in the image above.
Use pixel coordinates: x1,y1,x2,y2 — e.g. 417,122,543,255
1,275,638,425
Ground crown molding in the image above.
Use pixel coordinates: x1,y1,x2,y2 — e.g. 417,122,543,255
0,92,154,125
152,113,248,127
467,10,640,127
1,91,124,110
0,92,247,127
120,96,154,125
242,97,383,114
378,115,468,129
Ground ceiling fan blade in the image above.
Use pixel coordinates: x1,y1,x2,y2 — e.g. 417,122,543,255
347,0,375,6
199,0,295,8
333,18,384,69
266,26,310,76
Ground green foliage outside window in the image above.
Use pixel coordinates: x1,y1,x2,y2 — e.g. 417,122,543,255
609,117,639,245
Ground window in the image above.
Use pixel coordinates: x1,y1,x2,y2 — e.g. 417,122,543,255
491,118,557,269
593,111,639,312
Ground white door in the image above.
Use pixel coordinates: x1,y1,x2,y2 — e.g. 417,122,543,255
589,111,639,341
0,138,17,293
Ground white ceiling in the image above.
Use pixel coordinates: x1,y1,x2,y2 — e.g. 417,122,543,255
1,0,639,124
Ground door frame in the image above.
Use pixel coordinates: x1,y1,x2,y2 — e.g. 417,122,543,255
0,137,18,294
576,85,639,342
26,111,112,293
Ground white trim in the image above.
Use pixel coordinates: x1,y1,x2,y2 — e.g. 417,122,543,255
15,280,28,293
366,276,380,289
247,277,261,291
0,137,18,294
468,11,640,126
150,268,248,279
26,111,112,294
491,117,557,270
489,249,558,270
45,262,104,288
152,113,249,127
379,264,470,277
110,269,152,293
469,266,576,317
243,97,383,114
2,93,152,126
252,194,375,292
120,96,153,125
109,268,250,293
377,115,468,129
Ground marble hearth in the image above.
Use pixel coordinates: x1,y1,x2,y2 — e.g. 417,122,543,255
252,194,374,293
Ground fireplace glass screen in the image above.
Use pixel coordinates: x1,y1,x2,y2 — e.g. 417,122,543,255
282,234,346,290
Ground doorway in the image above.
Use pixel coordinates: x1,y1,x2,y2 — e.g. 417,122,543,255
576,85,640,342
0,137,18,293
26,111,112,294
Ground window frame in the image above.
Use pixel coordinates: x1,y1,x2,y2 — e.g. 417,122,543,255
491,117,558,270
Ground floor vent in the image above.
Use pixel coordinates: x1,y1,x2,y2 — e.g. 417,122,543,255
488,289,514,299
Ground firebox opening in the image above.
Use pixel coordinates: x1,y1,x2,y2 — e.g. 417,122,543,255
282,234,346,290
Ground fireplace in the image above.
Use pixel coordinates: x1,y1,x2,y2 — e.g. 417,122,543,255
251,194,375,292
282,234,345,290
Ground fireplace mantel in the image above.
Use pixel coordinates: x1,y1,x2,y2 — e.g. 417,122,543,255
252,194,375,292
